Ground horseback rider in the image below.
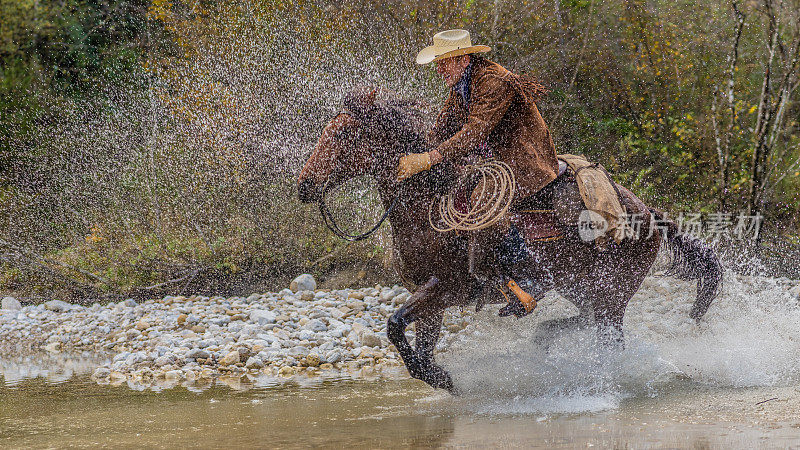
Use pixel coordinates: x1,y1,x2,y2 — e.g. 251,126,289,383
397,29,560,317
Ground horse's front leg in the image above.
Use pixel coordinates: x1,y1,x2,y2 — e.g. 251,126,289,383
387,276,456,393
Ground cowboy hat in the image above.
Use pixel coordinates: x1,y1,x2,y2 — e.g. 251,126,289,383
416,29,491,65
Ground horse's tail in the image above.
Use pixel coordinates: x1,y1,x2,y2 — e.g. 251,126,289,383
648,208,723,320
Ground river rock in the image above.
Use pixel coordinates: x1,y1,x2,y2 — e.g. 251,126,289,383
288,346,309,358
92,367,111,379
250,310,277,325
164,370,183,381
186,348,210,359
43,342,61,353
325,350,342,364
154,355,175,367
245,356,264,369
44,300,71,312
219,350,240,366
304,319,327,333
306,353,321,367
1,297,21,311
360,331,381,348
290,274,316,292
393,293,410,304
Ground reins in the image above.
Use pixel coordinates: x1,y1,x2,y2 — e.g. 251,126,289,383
319,175,402,242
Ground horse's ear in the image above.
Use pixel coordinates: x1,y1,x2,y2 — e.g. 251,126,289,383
366,88,377,105
343,86,378,118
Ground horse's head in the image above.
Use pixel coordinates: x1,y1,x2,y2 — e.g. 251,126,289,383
298,88,426,203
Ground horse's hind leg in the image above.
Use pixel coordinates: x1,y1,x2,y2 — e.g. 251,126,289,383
591,246,655,348
533,287,594,347
387,276,455,392
593,292,626,347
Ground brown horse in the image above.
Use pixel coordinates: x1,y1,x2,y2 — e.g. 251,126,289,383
297,89,722,393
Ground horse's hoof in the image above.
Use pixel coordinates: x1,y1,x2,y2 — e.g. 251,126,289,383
446,384,462,396
428,364,458,393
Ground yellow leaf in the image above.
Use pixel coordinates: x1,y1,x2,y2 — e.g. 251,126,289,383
748,105,757,114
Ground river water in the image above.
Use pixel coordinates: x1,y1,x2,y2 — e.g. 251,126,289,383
2,271,800,447
2,374,800,448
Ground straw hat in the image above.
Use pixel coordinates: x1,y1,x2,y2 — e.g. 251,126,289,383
416,29,491,65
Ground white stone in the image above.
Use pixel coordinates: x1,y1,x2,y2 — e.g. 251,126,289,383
164,370,183,381
1,297,21,311
250,310,277,325
245,356,264,369
304,319,328,333
154,355,174,367
43,342,61,353
186,348,210,359
325,350,342,364
92,367,111,379
290,274,316,293
44,300,71,312
393,293,410,304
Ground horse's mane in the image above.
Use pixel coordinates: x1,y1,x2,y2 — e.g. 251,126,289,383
342,88,428,154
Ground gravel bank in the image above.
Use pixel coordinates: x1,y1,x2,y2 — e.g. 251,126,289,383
0,276,473,390
2,272,798,392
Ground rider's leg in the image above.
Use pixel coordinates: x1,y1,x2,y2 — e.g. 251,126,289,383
467,176,544,317
494,224,546,317
469,220,544,317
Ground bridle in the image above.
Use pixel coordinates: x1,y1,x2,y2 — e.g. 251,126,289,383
317,110,403,242
319,177,401,242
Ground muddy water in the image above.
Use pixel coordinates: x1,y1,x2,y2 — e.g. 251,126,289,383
2,375,800,448
3,271,800,447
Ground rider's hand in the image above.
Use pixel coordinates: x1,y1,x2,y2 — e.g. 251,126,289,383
397,152,432,181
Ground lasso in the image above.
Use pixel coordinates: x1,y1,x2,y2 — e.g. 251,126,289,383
428,159,516,232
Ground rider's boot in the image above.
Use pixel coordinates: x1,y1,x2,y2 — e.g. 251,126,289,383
494,225,545,318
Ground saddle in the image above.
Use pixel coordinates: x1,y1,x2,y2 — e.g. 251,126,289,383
509,160,578,243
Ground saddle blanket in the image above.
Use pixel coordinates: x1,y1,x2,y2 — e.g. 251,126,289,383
510,210,564,242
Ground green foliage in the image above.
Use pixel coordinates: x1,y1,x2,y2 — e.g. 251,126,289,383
1,0,799,299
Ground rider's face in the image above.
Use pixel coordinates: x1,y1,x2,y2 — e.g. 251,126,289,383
435,55,470,88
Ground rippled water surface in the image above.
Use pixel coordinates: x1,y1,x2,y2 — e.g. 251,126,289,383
2,372,800,448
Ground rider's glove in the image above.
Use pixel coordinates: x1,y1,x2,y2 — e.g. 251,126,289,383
397,152,432,181
397,151,443,181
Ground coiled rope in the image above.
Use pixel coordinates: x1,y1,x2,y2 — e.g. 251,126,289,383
428,159,516,232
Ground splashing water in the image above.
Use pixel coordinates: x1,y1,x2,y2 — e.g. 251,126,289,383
437,269,800,413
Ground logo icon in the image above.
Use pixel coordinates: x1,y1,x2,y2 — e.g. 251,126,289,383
577,210,608,242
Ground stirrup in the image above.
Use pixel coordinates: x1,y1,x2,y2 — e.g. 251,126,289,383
498,279,538,318
507,279,537,312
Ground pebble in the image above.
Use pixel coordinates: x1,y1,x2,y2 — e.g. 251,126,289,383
219,350,240,366
245,356,264,369
0,281,471,389
360,331,381,348
92,367,111,379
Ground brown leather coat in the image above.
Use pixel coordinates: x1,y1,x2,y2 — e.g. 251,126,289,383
428,58,559,201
